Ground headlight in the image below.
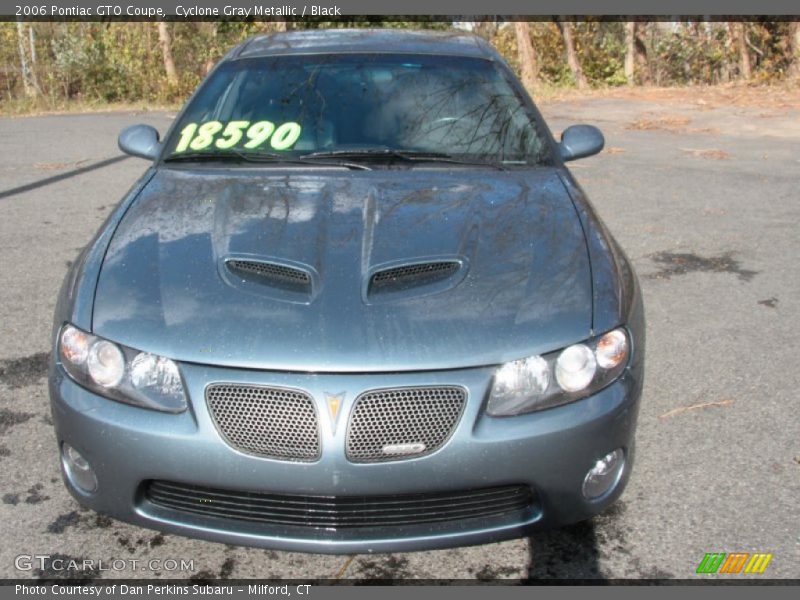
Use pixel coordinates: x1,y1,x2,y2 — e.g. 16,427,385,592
555,344,596,392
487,327,630,416
86,341,125,388
491,356,550,415
58,324,187,413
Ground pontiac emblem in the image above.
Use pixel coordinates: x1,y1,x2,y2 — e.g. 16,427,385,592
324,391,345,433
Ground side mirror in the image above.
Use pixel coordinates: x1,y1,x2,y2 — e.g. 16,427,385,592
559,124,605,162
118,124,161,160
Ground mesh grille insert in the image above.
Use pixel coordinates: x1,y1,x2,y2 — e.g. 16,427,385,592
206,384,320,461
346,386,466,463
370,261,459,290
145,480,534,530
227,260,311,287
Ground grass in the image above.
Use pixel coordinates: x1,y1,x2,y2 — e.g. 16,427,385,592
0,96,179,117
534,80,800,109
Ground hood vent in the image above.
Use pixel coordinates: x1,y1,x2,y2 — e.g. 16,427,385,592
226,259,311,293
369,260,462,297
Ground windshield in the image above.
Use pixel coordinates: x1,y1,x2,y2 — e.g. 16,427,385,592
163,53,553,166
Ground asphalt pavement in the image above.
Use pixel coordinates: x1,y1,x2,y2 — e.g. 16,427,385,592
0,97,798,580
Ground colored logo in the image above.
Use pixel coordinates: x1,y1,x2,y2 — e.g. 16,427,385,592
324,391,345,434
696,552,773,574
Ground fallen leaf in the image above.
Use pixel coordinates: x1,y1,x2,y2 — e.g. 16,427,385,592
702,208,727,216
680,148,730,160
659,398,734,419
686,127,720,134
628,114,691,132
758,297,778,308
33,159,89,170
34,162,69,170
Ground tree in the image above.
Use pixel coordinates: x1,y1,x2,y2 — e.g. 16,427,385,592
473,19,499,40
157,21,178,85
557,19,588,89
624,21,636,84
15,21,38,97
196,22,219,74
625,21,650,85
789,21,800,78
27,23,41,92
732,22,752,80
514,21,538,94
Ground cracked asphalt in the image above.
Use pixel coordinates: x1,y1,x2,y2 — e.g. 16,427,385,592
0,96,798,581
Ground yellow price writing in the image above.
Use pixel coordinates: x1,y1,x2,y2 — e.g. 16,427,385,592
174,120,302,153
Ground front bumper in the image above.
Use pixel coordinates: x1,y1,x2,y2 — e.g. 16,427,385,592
49,359,642,554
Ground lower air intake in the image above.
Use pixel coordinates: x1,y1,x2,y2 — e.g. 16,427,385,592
145,480,534,529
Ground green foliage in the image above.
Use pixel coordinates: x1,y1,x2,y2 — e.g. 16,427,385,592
577,21,628,86
532,22,573,86
650,23,737,85
1,20,797,111
749,20,797,80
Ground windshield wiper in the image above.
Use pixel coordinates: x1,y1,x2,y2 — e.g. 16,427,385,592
299,148,507,170
163,150,372,170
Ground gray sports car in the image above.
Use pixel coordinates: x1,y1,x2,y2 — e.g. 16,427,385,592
49,29,644,553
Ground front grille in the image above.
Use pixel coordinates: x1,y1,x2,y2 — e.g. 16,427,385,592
370,261,460,290
226,260,311,290
145,480,533,529
346,386,466,463
206,384,320,461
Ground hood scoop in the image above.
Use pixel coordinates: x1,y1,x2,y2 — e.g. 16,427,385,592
225,258,314,299
367,259,465,302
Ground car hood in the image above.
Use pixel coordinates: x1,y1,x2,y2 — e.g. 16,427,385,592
93,167,592,372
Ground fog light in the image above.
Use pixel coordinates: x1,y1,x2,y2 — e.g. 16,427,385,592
582,448,624,499
62,443,97,493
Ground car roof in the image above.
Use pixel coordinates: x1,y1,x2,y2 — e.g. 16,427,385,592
232,28,498,61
